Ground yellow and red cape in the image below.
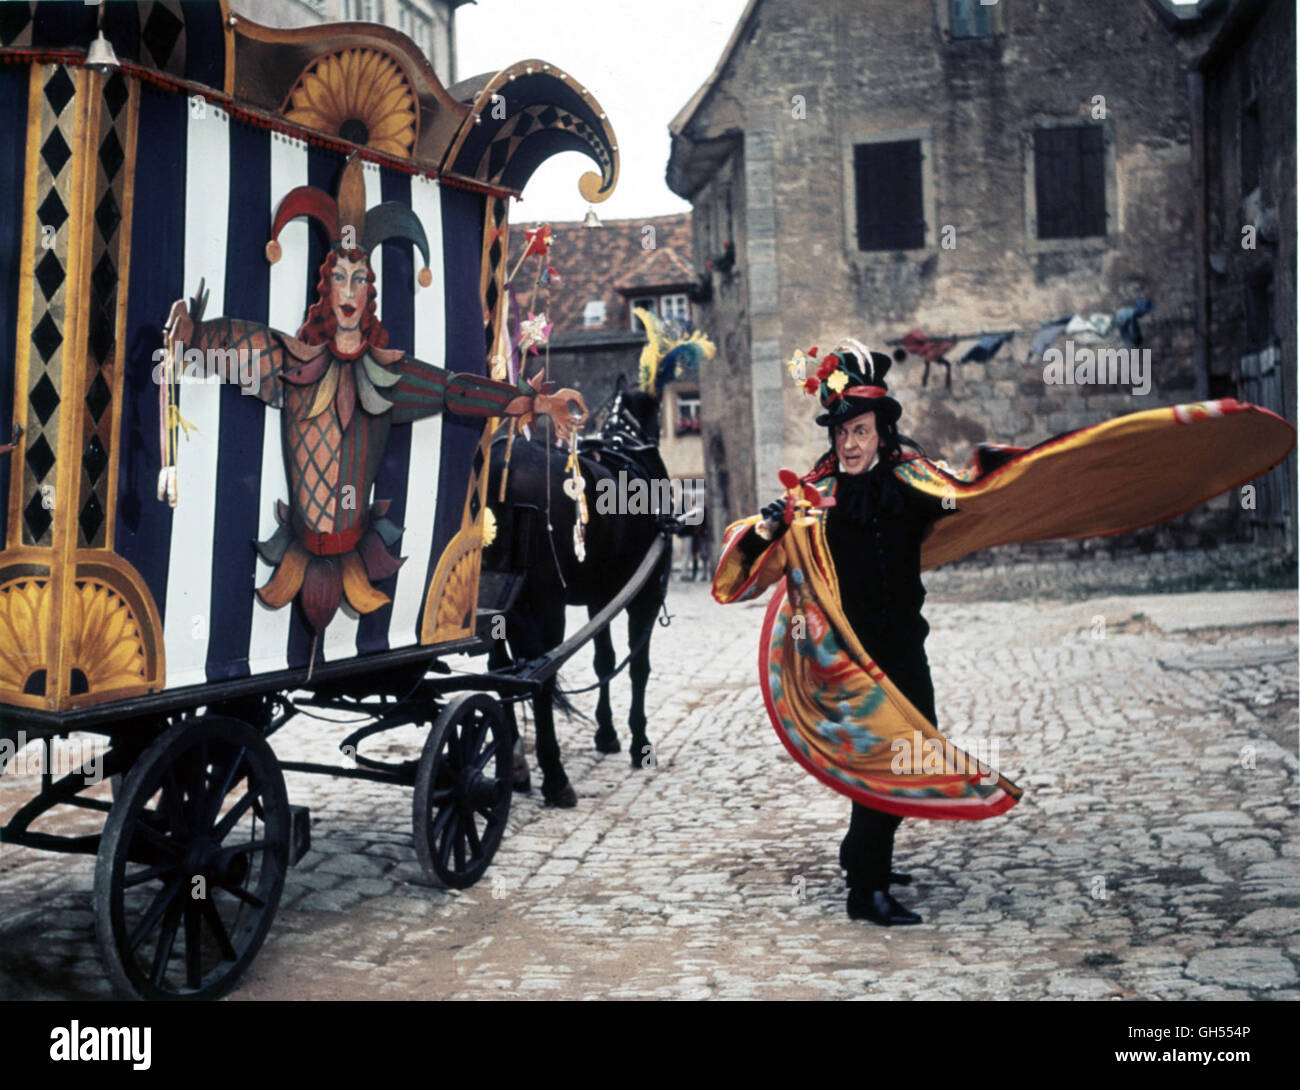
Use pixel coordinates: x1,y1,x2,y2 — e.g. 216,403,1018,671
713,399,1295,819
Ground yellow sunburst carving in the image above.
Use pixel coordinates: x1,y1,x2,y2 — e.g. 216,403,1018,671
0,578,149,697
284,48,419,157
0,579,51,694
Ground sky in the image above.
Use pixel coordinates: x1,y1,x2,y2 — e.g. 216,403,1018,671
455,0,752,224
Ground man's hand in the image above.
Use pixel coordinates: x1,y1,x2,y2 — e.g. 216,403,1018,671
754,496,791,541
164,298,193,345
535,388,588,441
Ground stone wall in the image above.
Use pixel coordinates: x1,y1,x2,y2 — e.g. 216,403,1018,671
1202,0,1297,551
678,0,1272,558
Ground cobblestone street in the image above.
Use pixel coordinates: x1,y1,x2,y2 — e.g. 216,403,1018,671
1,579,1297,1000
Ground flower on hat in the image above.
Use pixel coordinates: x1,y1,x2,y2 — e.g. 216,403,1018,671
787,350,807,383
803,376,819,395
815,355,838,382
826,369,849,393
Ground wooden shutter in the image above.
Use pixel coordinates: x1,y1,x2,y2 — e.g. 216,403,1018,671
854,140,925,251
951,0,972,38
950,0,993,39
1034,125,1106,239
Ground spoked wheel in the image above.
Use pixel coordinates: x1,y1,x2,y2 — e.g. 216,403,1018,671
413,693,512,889
93,716,289,1001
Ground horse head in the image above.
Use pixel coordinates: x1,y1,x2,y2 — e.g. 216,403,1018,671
598,374,660,449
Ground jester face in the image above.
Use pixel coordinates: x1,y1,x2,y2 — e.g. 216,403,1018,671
329,254,371,334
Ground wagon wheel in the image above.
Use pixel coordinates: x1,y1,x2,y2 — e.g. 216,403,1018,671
412,693,512,889
93,716,289,1001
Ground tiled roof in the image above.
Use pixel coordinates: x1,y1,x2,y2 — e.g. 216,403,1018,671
504,212,695,334
614,246,697,293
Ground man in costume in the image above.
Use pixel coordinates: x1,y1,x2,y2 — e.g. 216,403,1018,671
713,337,1294,926
163,158,585,636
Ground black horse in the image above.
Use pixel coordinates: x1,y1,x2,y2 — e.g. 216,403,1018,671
483,386,675,807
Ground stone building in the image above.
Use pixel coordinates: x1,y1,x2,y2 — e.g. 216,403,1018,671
504,214,707,485
1196,0,1297,550
668,0,1296,558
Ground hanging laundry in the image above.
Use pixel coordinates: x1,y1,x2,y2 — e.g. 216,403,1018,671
1065,313,1114,338
900,328,958,363
1114,298,1155,346
960,331,1014,364
1029,315,1073,358
898,328,959,389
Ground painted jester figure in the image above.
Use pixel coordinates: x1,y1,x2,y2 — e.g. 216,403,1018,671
164,158,585,636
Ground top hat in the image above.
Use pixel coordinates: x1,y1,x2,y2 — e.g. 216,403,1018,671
793,337,902,427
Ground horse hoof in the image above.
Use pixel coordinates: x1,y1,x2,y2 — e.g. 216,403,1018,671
630,740,656,770
513,753,531,793
593,731,620,754
542,782,578,808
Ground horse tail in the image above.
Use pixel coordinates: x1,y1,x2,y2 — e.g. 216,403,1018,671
549,683,592,723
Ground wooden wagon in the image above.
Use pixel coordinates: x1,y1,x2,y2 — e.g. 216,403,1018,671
0,0,641,1000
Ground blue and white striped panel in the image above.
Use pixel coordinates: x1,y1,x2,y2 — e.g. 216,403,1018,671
162,105,230,691
387,173,445,648
246,132,309,678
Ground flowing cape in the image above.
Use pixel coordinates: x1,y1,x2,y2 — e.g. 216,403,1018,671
713,398,1296,820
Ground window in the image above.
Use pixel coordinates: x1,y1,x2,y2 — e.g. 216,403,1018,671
1241,97,1260,195
631,298,656,330
675,391,701,437
852,139,925,251
949,0,994,38
1033,125,1106,239
398,2,411,35
1244,271,1273,351
660,294,690,322
583,300,606,327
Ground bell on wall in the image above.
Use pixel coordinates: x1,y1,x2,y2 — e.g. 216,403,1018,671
86,29,119,73
87,2,119,74
86,29,119,72
582,206,601,229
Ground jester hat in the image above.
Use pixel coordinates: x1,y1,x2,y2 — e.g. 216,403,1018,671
264,156,434,288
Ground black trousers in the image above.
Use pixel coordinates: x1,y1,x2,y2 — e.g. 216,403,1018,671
839,649,937,891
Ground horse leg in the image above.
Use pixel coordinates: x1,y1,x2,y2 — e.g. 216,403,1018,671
626,586,660,771
488,635,530,793
590,612,619,753
533,606,577,808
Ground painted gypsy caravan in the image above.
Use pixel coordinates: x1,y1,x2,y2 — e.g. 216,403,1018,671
0,0,623,999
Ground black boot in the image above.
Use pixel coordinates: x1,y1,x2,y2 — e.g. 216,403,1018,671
847,888,922,926
890,871,912,886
